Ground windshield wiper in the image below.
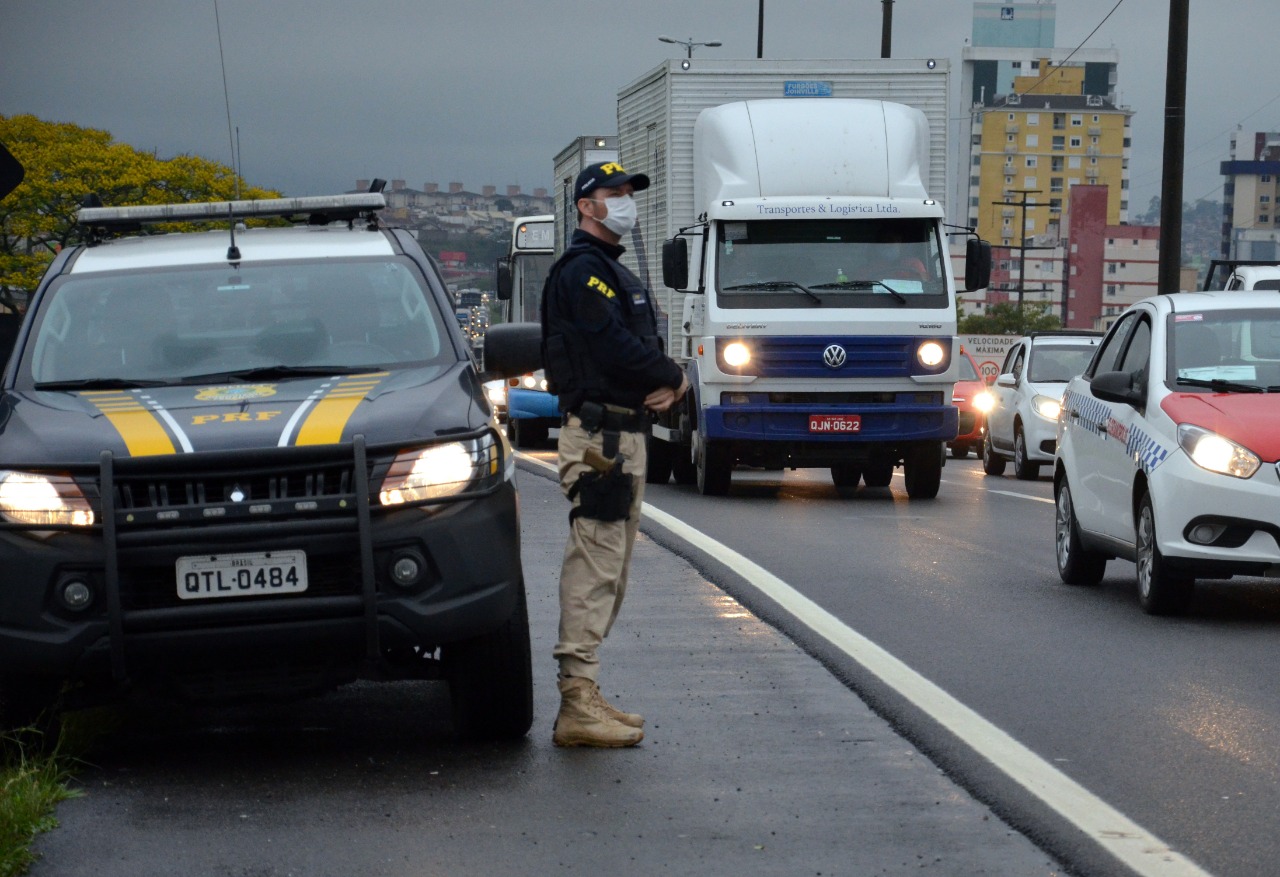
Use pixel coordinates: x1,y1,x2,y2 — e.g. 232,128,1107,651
34,377,171,391
176,364,376,384
722,280,822,304
809,279,907,303
1175,376,1265,393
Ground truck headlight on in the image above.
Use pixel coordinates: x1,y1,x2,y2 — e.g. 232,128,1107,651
916,341,945,368
1032,394,1062,421
511,370,549,392
483,380,507,406
1177,424,1261,478
972,390,995,413
378,433,502,505
722,341,752,368
0,471,96,527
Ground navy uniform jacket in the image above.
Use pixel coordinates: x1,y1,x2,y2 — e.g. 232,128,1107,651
543,229,683,413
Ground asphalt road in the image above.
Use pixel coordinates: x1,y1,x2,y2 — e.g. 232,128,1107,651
625,453,1280,877
29,457,1062,877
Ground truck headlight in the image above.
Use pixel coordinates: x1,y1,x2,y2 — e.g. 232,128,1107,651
1032,394,1062,421
972,390,995,413
0,471,96,527
483,380,507,406
378,433,502,505
917,341,945,368
1177,424,1260,478
722,341,751,368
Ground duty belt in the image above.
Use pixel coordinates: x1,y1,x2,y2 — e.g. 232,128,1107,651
564,401,651,433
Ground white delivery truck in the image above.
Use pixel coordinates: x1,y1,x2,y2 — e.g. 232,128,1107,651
612,59,990,497
553,135,619,256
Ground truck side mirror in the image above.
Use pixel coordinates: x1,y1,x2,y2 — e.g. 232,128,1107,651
965,239,992,292
495,260,512,301
662,238,689,290
481,322,542,381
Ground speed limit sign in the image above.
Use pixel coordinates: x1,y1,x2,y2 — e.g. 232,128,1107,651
979,360,1000,382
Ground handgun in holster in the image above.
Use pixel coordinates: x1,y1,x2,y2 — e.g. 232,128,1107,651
568,443,632,523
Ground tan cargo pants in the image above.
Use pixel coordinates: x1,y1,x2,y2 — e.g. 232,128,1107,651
552,417,647,682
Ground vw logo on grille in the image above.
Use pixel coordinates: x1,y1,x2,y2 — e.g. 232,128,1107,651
822,344,848,369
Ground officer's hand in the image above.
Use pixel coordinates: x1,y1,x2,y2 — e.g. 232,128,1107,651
645,374,690,413
644,385,677,412
674,373,690,401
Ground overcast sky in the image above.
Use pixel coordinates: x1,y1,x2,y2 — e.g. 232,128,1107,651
5,0,1279,218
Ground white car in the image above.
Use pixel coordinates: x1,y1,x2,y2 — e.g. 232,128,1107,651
982,331,1102,479
1054,291,1280,614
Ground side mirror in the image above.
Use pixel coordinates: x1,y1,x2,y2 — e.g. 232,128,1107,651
481,322,542,380
0,312,21,368
996,373,1016,388
964,238,992,292
1090,370,1144,407
495,260,512,301
662,238,689,290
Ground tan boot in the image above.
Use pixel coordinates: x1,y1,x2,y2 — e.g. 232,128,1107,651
553,677,644,748
590,683,644,729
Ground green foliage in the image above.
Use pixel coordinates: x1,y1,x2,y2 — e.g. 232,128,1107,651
0,721,92,877
0,114,279,297
959,301,1061,335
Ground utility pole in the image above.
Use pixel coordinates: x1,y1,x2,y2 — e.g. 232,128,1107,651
1158,0,1190,293
990,189,1055,330
881,0,894,58
757,0,764,58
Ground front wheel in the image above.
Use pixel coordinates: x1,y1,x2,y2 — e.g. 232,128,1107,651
671,443,697,485
645,433,673,484
509,420,548,450
1013,428,1041,480
903,443,942,499
445,584,534,740
695,435,732,496
982,432,1006,476
1136,493,1194,615
950,443,971,459
1055,477,1107,585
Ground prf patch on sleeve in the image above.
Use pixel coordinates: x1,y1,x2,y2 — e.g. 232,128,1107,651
586,276,617,299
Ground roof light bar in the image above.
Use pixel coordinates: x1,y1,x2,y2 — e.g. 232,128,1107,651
78,193,386,228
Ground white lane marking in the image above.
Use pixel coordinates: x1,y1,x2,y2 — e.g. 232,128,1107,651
519,452,1211,877
989,489,1055,505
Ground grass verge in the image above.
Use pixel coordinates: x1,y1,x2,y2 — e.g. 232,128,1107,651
0,714,99,877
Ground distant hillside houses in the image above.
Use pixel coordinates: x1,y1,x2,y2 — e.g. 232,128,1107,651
356,179,553,239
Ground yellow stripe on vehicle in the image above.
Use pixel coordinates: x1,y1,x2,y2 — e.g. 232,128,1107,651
293,373,389,446
82,391,177,457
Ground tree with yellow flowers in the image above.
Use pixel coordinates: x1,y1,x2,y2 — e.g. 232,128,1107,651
0,114,279,309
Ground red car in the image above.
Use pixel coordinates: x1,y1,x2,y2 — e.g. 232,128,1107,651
949,348,994,458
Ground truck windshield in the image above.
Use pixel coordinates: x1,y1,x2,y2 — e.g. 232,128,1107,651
24,257,452,387
714,218,947,309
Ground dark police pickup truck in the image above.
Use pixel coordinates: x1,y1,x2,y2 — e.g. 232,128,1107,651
0,193,542,739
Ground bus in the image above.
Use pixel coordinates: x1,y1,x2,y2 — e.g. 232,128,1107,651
495,214,557,447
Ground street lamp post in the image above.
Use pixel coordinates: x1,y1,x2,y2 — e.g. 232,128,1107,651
658,35,723,58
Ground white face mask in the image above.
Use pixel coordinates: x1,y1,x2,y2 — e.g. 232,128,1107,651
592,194,637,236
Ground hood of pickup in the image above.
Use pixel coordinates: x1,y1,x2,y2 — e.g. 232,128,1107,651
0,365,486,465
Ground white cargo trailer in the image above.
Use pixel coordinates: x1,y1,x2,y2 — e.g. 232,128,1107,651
609,59,991,497
552,135,618,256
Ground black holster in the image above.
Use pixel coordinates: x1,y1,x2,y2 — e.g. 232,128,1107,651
568,461,633,523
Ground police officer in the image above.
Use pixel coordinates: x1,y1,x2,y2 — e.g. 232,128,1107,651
541,161,689,747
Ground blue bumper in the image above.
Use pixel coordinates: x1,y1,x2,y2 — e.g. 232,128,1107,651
703,402,958,443
507,388,560,422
